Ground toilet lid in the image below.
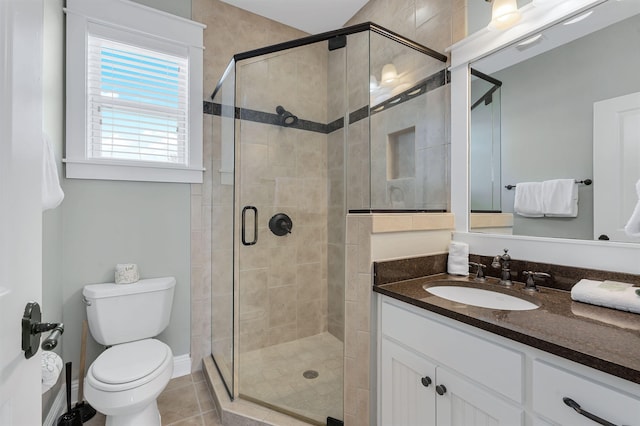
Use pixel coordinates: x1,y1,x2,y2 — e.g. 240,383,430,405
92,339,170,385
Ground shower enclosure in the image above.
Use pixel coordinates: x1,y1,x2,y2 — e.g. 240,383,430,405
209,23,447,425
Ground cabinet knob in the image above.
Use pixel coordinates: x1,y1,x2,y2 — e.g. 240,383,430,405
435,384,447,396
420,376,432,387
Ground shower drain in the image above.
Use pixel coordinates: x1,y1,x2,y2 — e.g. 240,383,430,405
303,370,319,379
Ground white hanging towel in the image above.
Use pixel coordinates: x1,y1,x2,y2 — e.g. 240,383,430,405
624,179,640,237
42,134,64,211
542,179,578,217
514,182,544,217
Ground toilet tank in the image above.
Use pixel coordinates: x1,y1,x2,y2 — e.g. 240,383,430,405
83,276,176,346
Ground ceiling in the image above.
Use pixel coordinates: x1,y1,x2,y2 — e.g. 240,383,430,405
219,0,370,34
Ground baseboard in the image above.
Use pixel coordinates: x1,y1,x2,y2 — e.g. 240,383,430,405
43,354,191,425
172,353,191,378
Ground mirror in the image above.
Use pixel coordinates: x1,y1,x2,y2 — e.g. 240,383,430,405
469,0,640,243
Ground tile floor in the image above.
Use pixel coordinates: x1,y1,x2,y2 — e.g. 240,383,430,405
84,371,221,426
238,332,343,424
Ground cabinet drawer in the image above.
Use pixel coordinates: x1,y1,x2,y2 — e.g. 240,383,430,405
381,299,524,403
532,360,640,426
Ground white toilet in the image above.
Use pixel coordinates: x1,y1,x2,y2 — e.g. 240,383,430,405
82,276,176,426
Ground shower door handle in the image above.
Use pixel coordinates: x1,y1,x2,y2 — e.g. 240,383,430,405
241,206,258,246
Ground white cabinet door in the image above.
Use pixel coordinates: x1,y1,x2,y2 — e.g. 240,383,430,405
381,337,437,426
435,368,524,426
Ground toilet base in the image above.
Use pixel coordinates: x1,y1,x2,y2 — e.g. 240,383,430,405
104,400,160,426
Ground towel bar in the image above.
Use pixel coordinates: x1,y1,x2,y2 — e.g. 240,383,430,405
505,179,592,190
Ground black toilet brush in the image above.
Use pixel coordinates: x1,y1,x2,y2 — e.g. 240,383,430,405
56,362,82,426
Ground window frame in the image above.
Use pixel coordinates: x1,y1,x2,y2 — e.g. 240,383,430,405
65,0,205,183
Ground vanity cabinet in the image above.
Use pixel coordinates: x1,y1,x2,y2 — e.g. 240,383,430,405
531,360,640,425
380,298,525,426
378,296,640,426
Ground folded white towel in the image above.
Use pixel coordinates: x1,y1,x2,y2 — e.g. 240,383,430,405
448,241,469,258
514,182,544,217
571,279,640,314
447,242,469,276
42,134,64,211
543,179,578,217
624,179,640,237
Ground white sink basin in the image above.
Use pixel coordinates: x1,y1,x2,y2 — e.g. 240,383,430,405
424,285,539,311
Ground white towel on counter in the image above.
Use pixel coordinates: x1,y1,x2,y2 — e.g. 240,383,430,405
514,182,544,217
447,241,469,276
543,179,578,217
42,134,64,211
571,279,640,314
624,179,640,237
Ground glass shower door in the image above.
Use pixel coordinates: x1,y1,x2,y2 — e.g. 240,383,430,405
234,41,345,425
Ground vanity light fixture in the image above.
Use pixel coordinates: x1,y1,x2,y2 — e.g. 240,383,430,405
563,10,594,25
488,0,522,30
381,63,398,83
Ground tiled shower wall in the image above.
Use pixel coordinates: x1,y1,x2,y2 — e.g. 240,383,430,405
193,10,465,426
191,0,308,371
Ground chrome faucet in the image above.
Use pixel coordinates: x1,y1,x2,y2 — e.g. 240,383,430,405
492,249,513,286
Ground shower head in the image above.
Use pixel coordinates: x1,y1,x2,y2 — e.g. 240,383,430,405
276,105,298,127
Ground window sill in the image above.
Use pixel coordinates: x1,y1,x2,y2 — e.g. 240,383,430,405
64,159,204,183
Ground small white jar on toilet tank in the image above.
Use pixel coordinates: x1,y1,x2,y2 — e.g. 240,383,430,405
82,276,175,426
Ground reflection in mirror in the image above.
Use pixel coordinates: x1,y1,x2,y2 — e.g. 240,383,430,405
470,69,502,213
368,32,449,211
469,0,640,243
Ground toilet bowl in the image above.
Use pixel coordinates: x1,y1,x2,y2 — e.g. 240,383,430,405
84,339,173,426
82,277,176,426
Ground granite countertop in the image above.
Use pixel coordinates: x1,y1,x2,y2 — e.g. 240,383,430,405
374,273,640,385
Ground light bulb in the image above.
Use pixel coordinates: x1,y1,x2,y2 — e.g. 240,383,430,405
381,63,398,84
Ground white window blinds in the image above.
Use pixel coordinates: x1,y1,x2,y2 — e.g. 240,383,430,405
87,35,189,165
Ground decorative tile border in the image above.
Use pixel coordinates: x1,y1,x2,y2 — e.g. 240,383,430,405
203,70,448,134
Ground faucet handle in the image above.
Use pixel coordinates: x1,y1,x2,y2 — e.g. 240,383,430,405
468,262,486,282
522,271,551,292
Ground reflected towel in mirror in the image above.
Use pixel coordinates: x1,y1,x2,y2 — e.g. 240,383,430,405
514,182,544,217
542,179,578,217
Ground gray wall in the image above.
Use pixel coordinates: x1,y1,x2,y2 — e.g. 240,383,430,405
494,14,640,239
41,0,193,380
42,0,65,418
60,180,191,371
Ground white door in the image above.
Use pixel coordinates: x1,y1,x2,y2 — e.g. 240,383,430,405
435,368,524,426
593,92,640,242
380,337,436,426
0,0,44,425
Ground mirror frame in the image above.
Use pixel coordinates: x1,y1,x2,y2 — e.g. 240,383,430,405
449,0,640,274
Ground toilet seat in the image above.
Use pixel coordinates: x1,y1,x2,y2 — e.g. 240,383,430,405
87,339,172,392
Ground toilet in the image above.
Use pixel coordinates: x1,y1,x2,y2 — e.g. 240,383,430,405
82,276,176,426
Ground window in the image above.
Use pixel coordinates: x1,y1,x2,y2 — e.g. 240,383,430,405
65,0,205,183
